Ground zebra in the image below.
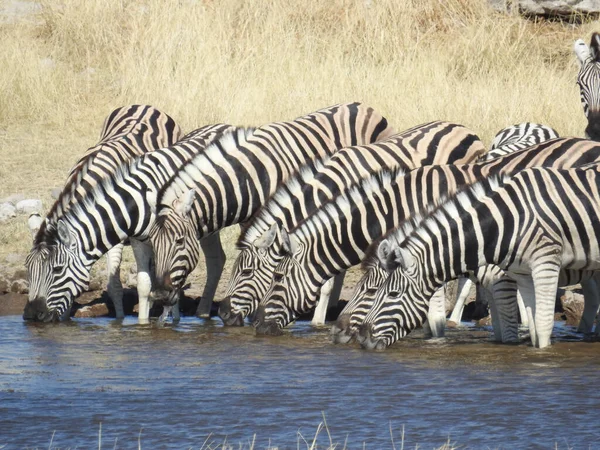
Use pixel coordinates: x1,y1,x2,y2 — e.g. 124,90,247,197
218,121,486,327
23,123,232,323
26,105,183,320
574,33,600,141
358,166,600,350
333,122,561,343
147,102,395,319
251,138,600,335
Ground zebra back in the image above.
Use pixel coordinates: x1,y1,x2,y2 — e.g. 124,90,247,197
36,105,182,244
485,122,559,160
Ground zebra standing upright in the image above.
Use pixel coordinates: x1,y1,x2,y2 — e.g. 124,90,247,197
574,33,600,141
218,121,486,327
24,123,232,322
251,138,600,335
147,103,395,318
27,105,183,319
358,166,600,350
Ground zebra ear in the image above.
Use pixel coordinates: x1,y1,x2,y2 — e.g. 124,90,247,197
174,189,196,216
28,213,43,240
146,189,157,215
57,220,73,248
393,247,416,272
253,222,279,249
280,228,298,255
376,239,393,268
574,38,591,65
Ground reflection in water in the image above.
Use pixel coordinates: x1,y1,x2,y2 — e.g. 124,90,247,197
0,316,599,448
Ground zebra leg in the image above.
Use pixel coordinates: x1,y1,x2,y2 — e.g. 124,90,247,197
312,278,334,326
517,291,529,328
131,239,154,324
477,284,503,342
196,232,226,318
489,276,519,343
578,278,600,334
530,263,561,349
426,287,446,338
106,243,125,320
448,277,472,324
328,271,346,310
515,277,537,347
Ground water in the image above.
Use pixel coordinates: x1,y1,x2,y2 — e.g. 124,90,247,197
1,316,599,449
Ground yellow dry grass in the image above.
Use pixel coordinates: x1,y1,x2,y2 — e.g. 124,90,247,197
0,0,597,289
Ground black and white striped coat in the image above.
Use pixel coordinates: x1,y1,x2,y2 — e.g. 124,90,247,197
26,105,183,320
24,123,231,322
485,122,558,160
574,33,600,140
219,121,486,326
148,103,395,318
250,138,600,334
358,166,600,350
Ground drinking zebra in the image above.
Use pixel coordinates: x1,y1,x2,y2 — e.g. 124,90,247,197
26,105,183,320
251,138,600,335
574,33,600,141
148,103,395,319
24,123,231,322
218,121,486,327
334,121,561,344
358,166,600,350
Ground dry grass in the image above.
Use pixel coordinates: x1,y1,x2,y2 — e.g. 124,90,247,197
0,0,597,290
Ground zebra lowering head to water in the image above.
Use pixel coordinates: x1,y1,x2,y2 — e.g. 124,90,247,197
358,166,600,350
23,123,231,323
148,103,395,318
218,121,486,327
332,121,561,343
252,137,600,335
574,33,600,140
25,105,183,321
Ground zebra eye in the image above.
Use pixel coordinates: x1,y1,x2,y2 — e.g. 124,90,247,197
366,288,378,295
52,266,63,275
273,273,284,282
241,269,253,276
388,290,400,299
175,236,185,247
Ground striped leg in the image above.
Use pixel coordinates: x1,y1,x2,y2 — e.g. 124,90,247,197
196,231,226,318
489,276,519,343
311,272,345,326
425,288,447,338
517,291,529,327
515,277,537,347
478,285,503,342
531,262,561,349
131,239,154,324
448,278,472,324
106,243,125,319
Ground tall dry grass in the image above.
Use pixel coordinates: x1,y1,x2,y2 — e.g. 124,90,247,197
0,0,596,277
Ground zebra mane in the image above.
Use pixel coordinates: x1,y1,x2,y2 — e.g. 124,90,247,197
157,127,256,208
237,158,328,248
591,32,600,62
387,174,510,252
291,167,406,242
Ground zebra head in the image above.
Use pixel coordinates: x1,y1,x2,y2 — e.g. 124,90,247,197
24,219,89,322
219,223,287,326
253,228,315,335
330,258,388,344
149,189,200,307
574,33,600,141
357,238,426,350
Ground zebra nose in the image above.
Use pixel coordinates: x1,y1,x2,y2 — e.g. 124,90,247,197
585,112,600,141
218,299,244,327
22,298,49,322
160,273,173,289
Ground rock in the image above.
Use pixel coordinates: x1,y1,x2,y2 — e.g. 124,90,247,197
74,303,110,318
476,315,493,326
488,0,600,18
446,320,459,328
10,279,28,294
0,203,16,222
0,277,9,294
50,188,62,200
0,292,27,316
126,273,137,288
12,268,26,280
0,194,25,205
88,279,104,292
15,199,42,215
561,290,584,326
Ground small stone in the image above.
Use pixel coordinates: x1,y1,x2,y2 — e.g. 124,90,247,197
0,203,16,222
10,279,28,294
88,279,103,292
16,199,43,215
446,320,459,328
126,273,137,288
0,277,9,294
50,188,62,200
476,315,492,327
0,194,25,205
129,265,137,274
74,303,110,318
561,290,584,326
